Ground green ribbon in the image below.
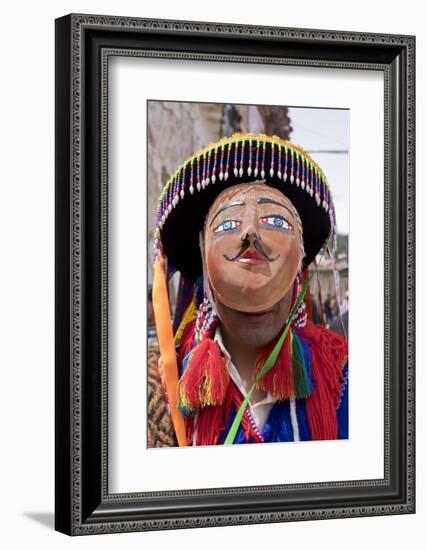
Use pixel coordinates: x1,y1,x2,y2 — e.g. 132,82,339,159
223,237,331,445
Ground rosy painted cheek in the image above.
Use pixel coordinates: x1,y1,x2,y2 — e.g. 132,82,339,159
286,241,301,269
287,254,299,275
206,244,227,283
269,236,300,275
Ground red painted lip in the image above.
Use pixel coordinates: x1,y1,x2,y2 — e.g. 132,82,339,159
237,250,267,265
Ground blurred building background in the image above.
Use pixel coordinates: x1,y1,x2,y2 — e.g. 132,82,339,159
147,101,348,335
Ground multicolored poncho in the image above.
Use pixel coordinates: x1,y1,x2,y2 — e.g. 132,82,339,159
174,289,348,446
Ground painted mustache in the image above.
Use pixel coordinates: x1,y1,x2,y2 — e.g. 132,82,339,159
223,238,280,262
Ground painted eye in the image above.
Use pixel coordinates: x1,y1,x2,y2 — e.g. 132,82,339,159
260,216,292,231
213,220,241,234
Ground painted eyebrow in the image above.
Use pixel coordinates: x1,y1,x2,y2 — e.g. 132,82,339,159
209,200,245,226
257,197,294,218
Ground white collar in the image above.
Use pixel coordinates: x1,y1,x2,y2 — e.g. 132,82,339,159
213,325,277,430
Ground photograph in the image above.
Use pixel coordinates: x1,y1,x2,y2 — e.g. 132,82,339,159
146,101,350,448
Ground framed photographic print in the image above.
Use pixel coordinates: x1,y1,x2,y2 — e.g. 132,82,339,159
55,13,415,535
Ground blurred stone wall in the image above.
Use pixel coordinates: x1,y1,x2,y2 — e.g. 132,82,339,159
147,101,223,284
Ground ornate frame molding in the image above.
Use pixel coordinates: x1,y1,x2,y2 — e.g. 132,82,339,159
55,14,415,535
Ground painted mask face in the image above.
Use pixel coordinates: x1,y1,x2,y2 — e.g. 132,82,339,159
204,182,303,313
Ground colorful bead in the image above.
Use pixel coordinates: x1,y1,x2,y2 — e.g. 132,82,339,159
261,140,266,179
313,168,318,201
245,406,263,441
283,146,288,182
172,172,179,206
166,175,173,211
239,140,245,177
254,139,260,177
323,184,329,210
189,159,194,194
277,144,282,179
308,163,314,195
201,152,206,188
179,166,185,199
205,149,211,186
247,139,253,176
219,145,225,181
212,147,218,183
224,143,230,181
233,140,239,177
295,152,300,186
196,156,202,191
306,163,310,193
270,142,275,177
301,161,307,190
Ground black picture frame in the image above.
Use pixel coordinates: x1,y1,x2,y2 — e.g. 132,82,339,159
55,13,415,535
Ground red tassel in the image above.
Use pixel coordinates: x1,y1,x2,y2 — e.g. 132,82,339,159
194,382,263,446
254,330,295,399
298,320,348,440
178,338,230,411
194,405,225,446
184,416,196,445
179,319,197,366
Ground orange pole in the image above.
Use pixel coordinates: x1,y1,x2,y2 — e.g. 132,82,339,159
152,255,187,446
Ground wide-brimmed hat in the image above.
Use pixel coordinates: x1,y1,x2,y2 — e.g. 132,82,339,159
154,133,337,280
